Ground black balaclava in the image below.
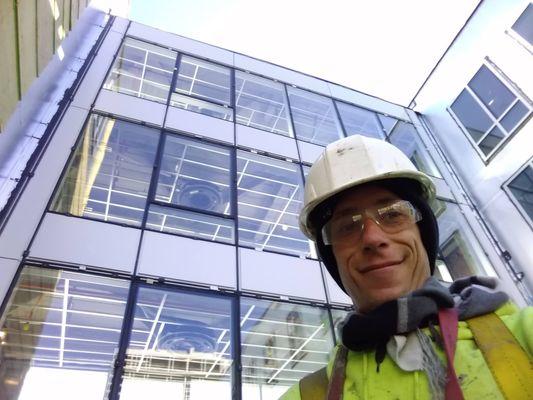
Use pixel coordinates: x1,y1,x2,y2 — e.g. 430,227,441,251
309,178,439,294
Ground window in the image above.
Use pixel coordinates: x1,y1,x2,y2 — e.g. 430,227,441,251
146,135,235,244
506,161,533,226
104,38,177,103
0,266,129,400
170,55,233,121
286,87,343,146
240,298,334,399
237,151,310,257
450,64,531,158
511,3,533,46
335,101,383,139
51,115,160,227
235,71,293,136
388,121,442,178
121,286,233,400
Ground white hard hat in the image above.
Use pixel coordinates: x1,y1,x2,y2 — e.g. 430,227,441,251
299,135,436,241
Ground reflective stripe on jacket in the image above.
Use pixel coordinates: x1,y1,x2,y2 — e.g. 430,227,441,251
280,303,533,400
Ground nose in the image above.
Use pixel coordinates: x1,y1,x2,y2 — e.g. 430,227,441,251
360,217,389,251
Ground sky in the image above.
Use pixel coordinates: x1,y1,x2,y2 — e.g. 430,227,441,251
126,0,480,106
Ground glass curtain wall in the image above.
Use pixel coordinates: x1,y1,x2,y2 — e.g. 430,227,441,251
104,38,177,103
235,71,293,137
335,101,384,139
0,266,129,400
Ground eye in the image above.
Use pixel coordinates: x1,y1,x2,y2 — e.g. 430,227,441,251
331,217,360,237
379,206,408,224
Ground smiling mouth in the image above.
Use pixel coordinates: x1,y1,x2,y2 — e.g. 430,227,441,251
360,259,404,274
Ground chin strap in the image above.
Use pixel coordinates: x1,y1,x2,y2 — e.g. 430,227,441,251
438,308,464,400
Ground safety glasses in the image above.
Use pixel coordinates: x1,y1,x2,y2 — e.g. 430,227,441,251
321,200,422,246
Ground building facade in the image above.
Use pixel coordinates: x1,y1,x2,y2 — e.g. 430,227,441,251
0,2,531,399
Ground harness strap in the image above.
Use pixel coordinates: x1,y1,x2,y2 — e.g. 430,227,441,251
438,307,464,400
468,312,533,400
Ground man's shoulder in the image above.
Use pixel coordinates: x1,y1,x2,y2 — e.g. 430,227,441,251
495,302,533,357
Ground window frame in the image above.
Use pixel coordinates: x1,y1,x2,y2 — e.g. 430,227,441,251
503,158,533,229
507,3,533,52
448,62,532,162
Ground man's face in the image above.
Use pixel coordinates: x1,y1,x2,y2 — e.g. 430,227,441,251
330,184,430,312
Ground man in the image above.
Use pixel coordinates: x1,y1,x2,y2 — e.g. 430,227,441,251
281,135,532,400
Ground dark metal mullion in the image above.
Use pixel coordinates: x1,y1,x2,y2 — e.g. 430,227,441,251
167,52,184,107
175,91,232,108
108,280,141,400
151,199,234,220
231,291,242,400
332,100,348,139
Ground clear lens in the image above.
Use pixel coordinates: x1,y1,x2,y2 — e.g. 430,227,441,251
322,200,421,245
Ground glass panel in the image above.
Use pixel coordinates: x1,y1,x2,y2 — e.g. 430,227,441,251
468,65,515,119
155,135,232,215
104,38,177,103
478,125,505,156
235,71,293,136
512,3,533,46
389,122,442,178
435,200,494,278
377,114,398,136
336,102,383,139
330,309,351,343
171,56,233,121
501,100,529,132
237,151,311,257
240,298,334,399
146,205,235,244
450,89,492,141
286,87,343,146
51,115,159,227
508,164,533,222
121,287,232,400
0,266,129,400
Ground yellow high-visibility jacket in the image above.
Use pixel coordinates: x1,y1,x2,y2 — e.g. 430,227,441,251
280,303,533,400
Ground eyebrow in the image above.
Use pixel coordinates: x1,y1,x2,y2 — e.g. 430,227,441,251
333,196,399,218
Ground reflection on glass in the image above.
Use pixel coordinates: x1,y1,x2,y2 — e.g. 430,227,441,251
512,3,533,45
507,163,533,222
435,200,495,279
237,151,310,257
104,38,177,103
450,89,492,141
121,287,232,400
51,115,159,227
469,66,514,119
329,309,350,343
377,114,398,136
146,205,235,244
479,125,505,155
0,266,129,400
389,121,442,178
287,87,343,146
235,71,293,136
171,56,233,121
336,101,383,139
240,298,334,399
155,135,232,215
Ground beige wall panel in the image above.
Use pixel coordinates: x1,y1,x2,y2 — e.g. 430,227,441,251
17,0,38,95
37,0,54,75
63,0,71,31
71,0,79,23
0,0,20,131
54,0,65,47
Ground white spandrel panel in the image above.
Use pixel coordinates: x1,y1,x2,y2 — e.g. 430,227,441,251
94,90,166,127
165,107,234,145
0,258,20,307
30,213,140,273
239,248,326,302
328,83,409,121
71,29,124,111
137,231,236,288
321,264,352,306
236,125,299,160
0,107,88,261
127,22,234,66
433,177,454,201
297,140,324,164
234,54,331,98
